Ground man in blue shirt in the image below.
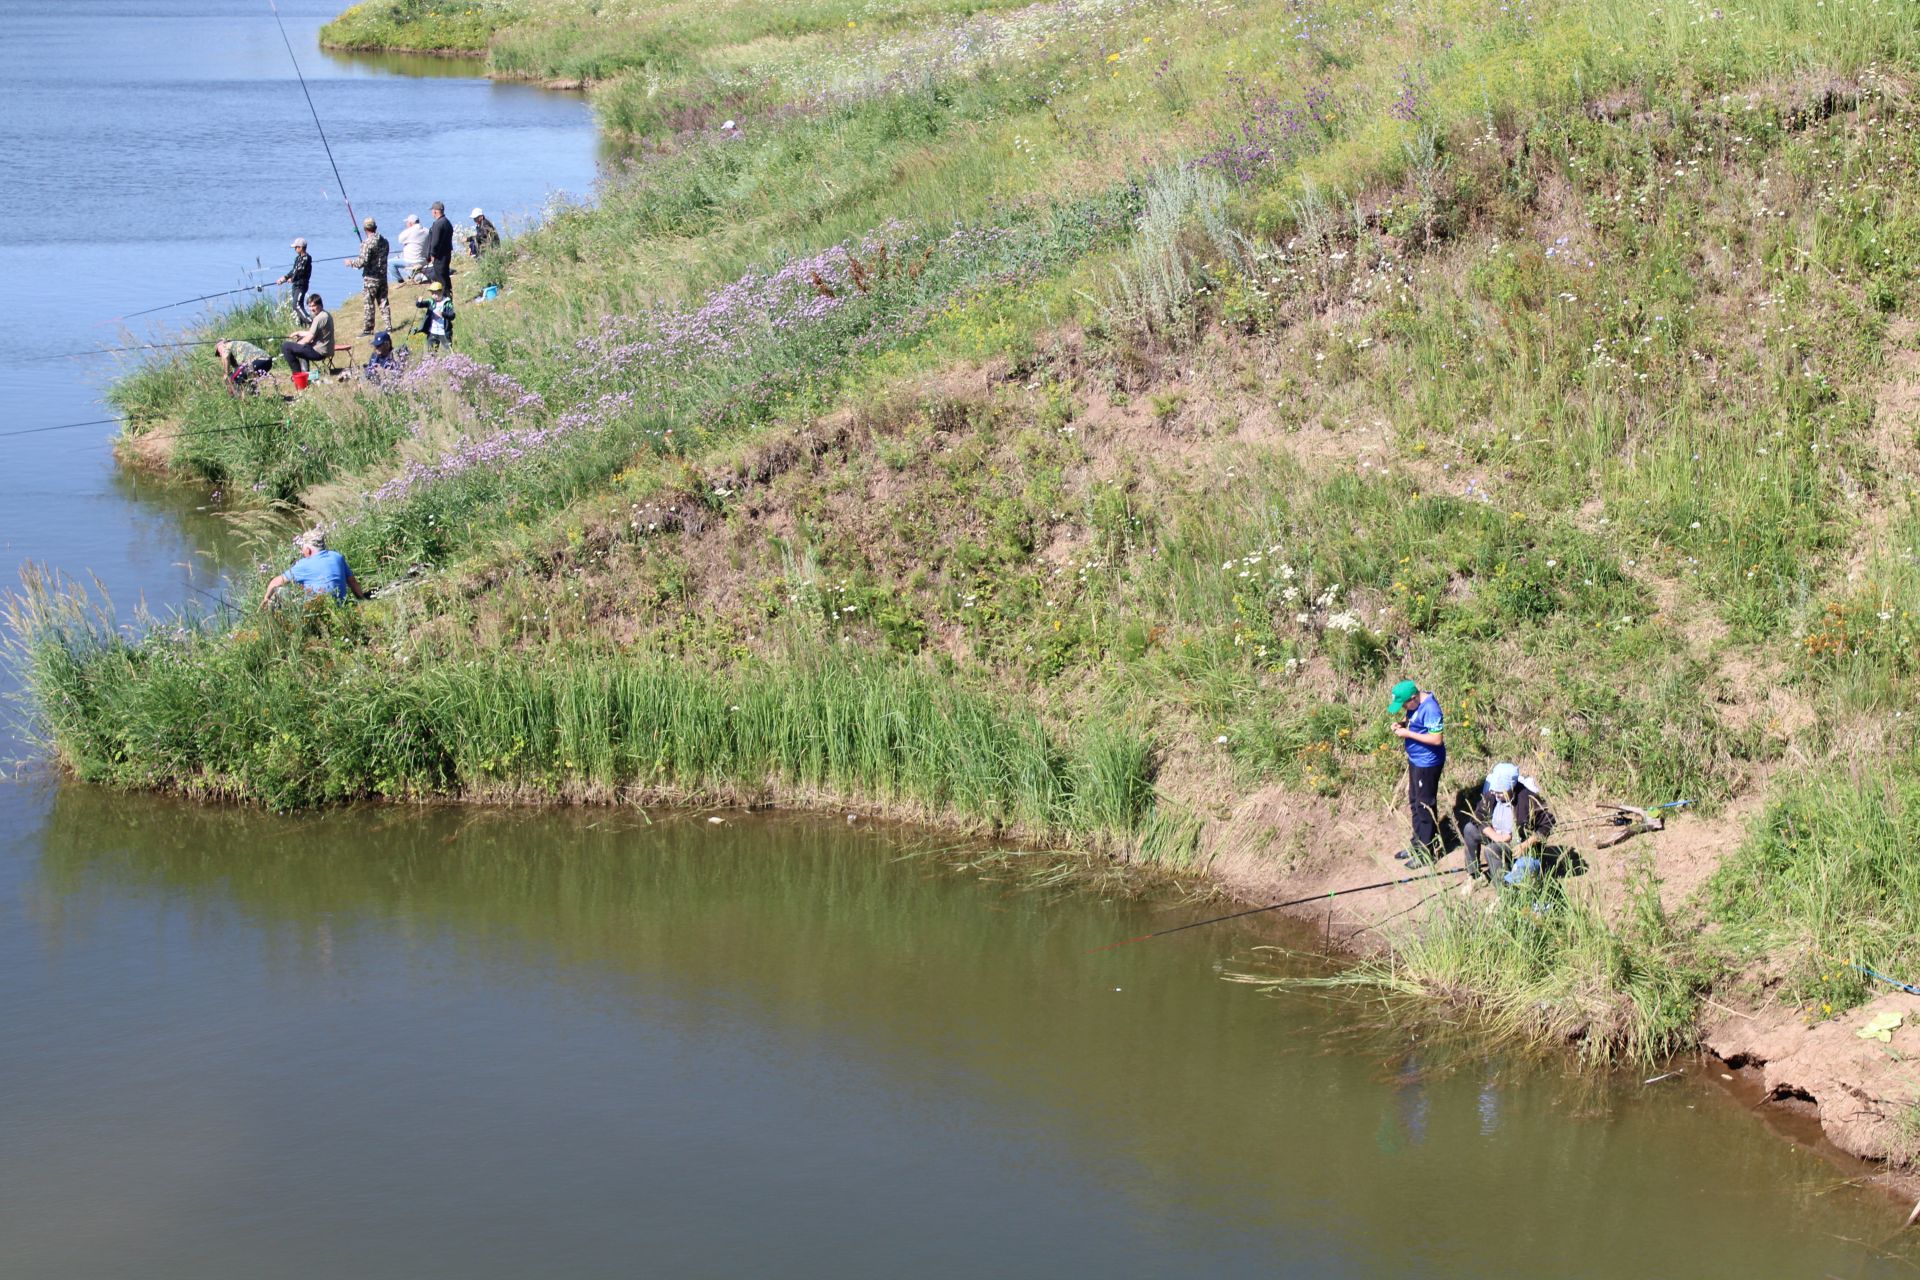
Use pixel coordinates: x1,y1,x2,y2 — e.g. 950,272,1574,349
262,530,370,607
1389,678,1445,864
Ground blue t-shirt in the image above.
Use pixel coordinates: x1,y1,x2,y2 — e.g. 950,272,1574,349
284,549,353,600
1404,694,1445,768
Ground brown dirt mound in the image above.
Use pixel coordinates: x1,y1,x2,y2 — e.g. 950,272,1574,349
1708,994,1920,1163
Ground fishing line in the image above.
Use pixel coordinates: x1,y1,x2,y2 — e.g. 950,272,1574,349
1092,867,1466,952
269,0,359,237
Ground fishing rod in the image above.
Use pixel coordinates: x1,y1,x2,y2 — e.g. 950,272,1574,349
0,417,127,440
268,0,359,238
106,253,362,323
0,415,285,445
1093,866,1466,952
118,283,275,321
25,336,291,363
245,254,355,274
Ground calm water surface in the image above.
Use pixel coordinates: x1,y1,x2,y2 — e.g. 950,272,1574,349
2,3,1917,1277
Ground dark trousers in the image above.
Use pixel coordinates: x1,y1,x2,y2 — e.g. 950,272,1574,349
1408,759,1444,859
429,258,451,291
1461,822,1512,880
281,340,325,374
289,286,311,322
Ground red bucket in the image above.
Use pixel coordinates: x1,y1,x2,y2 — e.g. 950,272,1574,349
291,370,311,391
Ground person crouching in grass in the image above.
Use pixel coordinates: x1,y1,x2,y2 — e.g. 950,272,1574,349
1388,678,1445,866
262,529,370,607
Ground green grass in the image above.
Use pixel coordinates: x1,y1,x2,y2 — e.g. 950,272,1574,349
8,569,1156,841
1708,759,1920,1014
46,0,1920,1057
321,0,523,54
1330,861,1706,1064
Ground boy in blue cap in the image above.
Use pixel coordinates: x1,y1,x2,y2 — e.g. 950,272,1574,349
1389,679,1445,864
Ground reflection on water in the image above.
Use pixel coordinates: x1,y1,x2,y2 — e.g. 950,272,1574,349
2,789,1912,1279
319,46,495,80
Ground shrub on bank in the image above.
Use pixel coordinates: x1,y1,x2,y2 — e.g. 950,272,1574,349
320,0,523,53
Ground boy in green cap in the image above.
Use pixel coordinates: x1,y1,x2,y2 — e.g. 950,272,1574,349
1388,679,1445,864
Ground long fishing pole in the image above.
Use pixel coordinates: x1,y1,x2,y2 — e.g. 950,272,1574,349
118,283,274,321
0,409,295,444
268,0,359,238
25,336,291,363
0,417,127,440
105,253,361,324
1093,866,1465,952
0,417,282,445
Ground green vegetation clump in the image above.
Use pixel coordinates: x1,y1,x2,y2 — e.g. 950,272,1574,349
1709,759,1920,1012
1381,865,1707,1064
322,0,525,54
9,573,1154,839
37,0,1920,1059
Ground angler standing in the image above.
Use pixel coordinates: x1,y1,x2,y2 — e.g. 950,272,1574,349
1388,678,1446,866
424,201,455,292
347,216,392,335
276,237,313,320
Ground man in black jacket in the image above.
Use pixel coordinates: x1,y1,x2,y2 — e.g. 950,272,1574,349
276,237,313,321
424,201,455,292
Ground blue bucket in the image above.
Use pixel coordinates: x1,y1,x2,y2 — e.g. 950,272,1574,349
483,285,499,301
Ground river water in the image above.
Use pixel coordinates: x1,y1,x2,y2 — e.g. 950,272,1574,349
2,3,1917,1277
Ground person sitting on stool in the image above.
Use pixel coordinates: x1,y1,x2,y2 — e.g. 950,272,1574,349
280,294,334,376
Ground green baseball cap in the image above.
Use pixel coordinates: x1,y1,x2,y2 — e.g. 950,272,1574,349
1387,679,1419,714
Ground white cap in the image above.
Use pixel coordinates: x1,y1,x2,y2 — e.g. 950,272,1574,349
291,237,306,248
471,208,484,219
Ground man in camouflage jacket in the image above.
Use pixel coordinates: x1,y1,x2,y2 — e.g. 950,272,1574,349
348,216,392,334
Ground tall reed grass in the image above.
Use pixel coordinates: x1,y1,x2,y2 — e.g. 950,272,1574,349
7,570,1158,843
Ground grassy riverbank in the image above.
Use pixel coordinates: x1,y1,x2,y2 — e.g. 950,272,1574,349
31,0,1920,1111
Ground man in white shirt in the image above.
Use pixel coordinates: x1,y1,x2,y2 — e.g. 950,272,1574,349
396,214,429,284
